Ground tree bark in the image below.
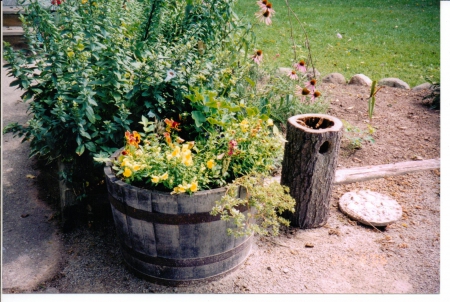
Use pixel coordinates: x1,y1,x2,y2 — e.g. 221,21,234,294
281,114,343,228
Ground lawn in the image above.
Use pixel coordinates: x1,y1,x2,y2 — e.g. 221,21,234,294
234,0,440,87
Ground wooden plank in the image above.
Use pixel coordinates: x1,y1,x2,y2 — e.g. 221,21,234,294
333,158,440,185
268,158,440,186
3,26,24,36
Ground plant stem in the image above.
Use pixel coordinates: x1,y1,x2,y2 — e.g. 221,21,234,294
142,0,159,42
284,0,316,79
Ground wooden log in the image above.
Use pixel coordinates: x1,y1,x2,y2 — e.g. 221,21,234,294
333,158,440,185
281,114,343,229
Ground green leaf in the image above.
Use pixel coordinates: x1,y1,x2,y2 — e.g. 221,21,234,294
245,77,255,87
246,107,258,117
80,129,91,139
75,144,85,156
207,117,225,126
85,142,97,152
87,97,98,106
192,111,207,127
85,105,96,123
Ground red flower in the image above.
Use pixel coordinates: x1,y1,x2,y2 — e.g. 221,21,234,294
51,0,64,5
164,118,181,132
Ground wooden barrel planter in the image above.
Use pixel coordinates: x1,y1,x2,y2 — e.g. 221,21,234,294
104,150,252,285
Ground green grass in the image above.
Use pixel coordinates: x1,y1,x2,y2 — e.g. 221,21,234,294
234,0,440,87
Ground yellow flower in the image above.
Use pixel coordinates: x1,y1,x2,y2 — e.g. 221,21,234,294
121,158,130,167
161,172,169,180
207,159,215,169
123,167,132,178
133,165,140,171
81,0,88,4
151,175,160,183
240,119,249,132
190,182,198,192
172,146,181,158
267,118,274,126
182,152,193,166
177,185,186,193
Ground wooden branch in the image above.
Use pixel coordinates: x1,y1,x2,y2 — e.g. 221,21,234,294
333,158,440,185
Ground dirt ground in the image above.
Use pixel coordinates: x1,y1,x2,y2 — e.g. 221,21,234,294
17,83,441,294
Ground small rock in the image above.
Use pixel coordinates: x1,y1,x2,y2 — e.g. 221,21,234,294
283,268,289,274
378,78,410,89
322,73,346,84
348,74,372,86
267,266,272,271
305,243,314,248
412,82,433,91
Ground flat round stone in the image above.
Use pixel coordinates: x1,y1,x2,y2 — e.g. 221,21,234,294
338,190,402,226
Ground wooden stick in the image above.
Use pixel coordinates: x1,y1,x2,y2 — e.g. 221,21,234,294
333,158,440,185
268,158,440,186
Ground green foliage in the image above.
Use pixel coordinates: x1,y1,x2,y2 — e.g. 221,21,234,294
368,80,383,123
210,173,296,237
3,0,263,199
3,0,142,162
249,68,329,125
422,77,440,110
341,120,375,151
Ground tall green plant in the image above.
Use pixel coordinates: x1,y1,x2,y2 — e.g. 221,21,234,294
2,0,267,199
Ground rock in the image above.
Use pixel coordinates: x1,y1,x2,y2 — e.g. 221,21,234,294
412,82,433,91
322,73,346,84
338,190,402,227
348,74,372,86
378,78,410,89
306,68,320,80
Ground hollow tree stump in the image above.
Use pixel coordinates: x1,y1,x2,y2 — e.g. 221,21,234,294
281,114,343,228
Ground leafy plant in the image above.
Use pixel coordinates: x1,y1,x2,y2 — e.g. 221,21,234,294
100,115,283,193
368,80,382,123
210,173,295,237
422,77,440,110
341,120,375,151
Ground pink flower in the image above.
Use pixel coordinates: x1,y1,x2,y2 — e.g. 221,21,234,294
295,85,311,102
287,70,298,80
257,1,275,15
305,78,317,92
255,9,273,25
257,0,269,9
310,91,322,102
228,140,238,156
250,50,263,65
293,60,307,73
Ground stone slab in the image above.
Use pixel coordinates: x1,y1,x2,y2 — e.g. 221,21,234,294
338,190,402,227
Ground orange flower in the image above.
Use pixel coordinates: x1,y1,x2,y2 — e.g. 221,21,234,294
164,118,181,132
125,130,141,148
